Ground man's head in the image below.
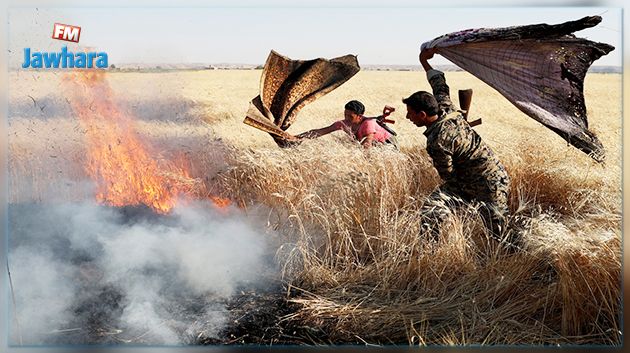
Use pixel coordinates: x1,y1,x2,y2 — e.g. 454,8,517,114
402,91,439,127
344,100,365,124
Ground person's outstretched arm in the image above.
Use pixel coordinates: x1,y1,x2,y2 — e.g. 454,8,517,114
420,47,435,72
296,123,339,139
420,48,456,114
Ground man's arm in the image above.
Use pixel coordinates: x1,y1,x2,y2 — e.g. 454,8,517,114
357,119,378,148
361,133,375,149
420,49,456,114
296,123,339,139
427,139,454,181
419,48,435,72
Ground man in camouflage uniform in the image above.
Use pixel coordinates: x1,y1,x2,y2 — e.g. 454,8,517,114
402,48,511,240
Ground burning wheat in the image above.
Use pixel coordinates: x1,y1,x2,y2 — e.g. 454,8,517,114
8,70,621,345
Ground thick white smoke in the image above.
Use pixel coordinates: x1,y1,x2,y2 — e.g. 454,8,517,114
8,200,271,345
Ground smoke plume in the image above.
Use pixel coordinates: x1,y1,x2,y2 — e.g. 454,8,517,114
8,200,271,345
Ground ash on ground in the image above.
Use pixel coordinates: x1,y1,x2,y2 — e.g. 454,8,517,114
8,202,317,346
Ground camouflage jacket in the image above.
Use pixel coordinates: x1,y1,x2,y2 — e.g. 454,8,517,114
424,69,509,198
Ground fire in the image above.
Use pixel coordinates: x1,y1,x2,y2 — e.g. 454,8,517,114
62,70,190,214
210,196,232,209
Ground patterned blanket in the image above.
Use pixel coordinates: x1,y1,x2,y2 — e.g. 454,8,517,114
245,50,360,147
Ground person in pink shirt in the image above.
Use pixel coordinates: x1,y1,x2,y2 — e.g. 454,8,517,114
296,100,399,149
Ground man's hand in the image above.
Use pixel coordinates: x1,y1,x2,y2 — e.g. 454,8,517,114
419,48,436,72
420,48,435,62
361,133,375,149
296,131,313,139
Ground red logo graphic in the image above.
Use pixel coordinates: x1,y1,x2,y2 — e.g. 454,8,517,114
52,23,81,43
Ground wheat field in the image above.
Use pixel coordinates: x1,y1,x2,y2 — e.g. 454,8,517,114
8,69,622,345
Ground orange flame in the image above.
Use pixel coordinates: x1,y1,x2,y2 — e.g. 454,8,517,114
62,70,189,214
210,196,232,209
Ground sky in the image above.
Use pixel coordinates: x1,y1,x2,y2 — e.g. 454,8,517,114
6,6,623,67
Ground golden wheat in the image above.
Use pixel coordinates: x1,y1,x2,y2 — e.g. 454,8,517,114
8,70,621,345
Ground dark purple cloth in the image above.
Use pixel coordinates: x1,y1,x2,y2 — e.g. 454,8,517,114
422,16,614,162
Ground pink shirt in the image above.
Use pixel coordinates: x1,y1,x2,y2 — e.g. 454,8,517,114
333,118,391,143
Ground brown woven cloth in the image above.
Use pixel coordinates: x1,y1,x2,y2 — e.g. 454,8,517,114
245,50,360,147
421,16,614,163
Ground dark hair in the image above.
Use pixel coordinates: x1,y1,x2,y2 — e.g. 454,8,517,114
344,100,365,115
402,91,439,116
